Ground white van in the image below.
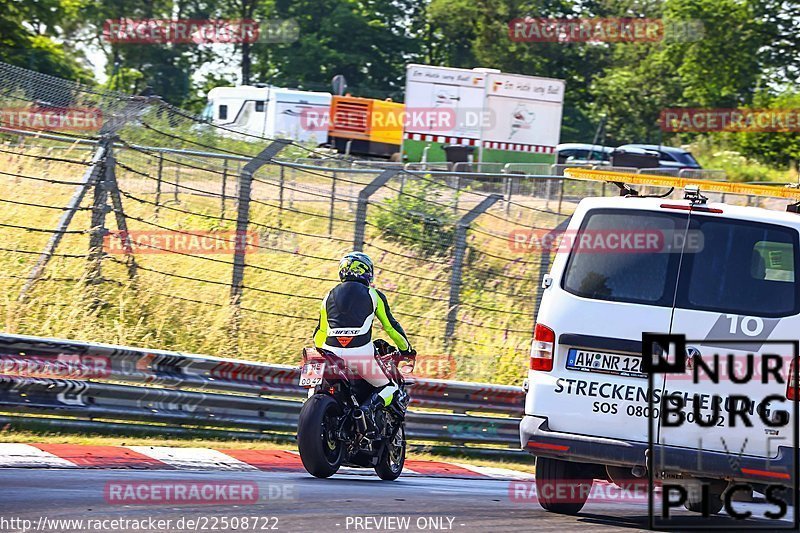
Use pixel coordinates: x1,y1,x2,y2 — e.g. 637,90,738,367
521,183,799,516
203,85,331,144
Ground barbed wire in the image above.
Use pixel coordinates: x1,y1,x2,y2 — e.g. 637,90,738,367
0,145,93,165
117,189,351,246
146,289,317,323
134,117,566,225
115,147,359,224
116,185,452,285
0,246,88,258
0,222,86,234
0,168,91,186
0,196,91,212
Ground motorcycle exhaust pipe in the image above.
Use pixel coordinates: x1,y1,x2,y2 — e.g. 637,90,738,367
353,408,368,434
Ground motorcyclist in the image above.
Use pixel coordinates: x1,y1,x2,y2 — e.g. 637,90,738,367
313,252,415,421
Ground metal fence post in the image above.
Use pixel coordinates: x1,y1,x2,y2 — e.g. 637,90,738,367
353,169,400,251
18,145,106,300
445,194,502,343
278,164,285,228
558,178,565,215
104,137,138,281
221,158,228,219
87,136,113,286
544,178,551,210
173,162,180,204
229,140,290,353
155,152,163,218
453,174,461,214
504,175,513,214
329,170,337,236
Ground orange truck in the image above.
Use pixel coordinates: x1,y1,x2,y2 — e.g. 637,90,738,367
327,96,404,160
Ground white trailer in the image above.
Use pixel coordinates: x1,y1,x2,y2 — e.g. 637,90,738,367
401,64,565,164
203,85,331,144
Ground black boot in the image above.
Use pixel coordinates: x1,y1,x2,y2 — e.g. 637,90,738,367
360,392,385,425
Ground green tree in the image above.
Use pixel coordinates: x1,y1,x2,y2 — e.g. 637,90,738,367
731,91,800,168
0,0,92,81
425,0,478,67
587,0,781,144
252,0,419,98
429,0,618,141
80,0,218,104
662,0,766,107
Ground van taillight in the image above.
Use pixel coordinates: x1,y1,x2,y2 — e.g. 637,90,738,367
531,324,555,371
788,358,798,401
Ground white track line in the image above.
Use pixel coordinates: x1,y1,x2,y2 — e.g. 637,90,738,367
0,444,77,468
128,446,257,471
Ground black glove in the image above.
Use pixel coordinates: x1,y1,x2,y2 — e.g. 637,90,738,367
400,348,416,359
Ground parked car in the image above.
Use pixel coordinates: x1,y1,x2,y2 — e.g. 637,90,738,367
608,146,661,169
617,144,702,170
556,143,613,165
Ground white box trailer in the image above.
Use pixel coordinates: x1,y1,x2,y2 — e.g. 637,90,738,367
401,64,565,165
203,85,331,144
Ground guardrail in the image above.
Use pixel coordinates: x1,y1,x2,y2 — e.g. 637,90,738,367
0,333,524,453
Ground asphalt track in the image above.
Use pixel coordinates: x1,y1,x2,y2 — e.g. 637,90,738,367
0,468,794,532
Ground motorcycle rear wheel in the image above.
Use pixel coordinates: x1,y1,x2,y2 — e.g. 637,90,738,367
298,394,343,478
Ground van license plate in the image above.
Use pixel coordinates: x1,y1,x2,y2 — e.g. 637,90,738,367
566,349,646,378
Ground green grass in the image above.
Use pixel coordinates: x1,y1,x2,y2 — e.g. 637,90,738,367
689,139,799,183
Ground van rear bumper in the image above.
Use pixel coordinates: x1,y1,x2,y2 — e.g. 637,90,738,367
520,415,795,486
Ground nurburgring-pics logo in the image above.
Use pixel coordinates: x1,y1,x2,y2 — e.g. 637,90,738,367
643,333,798,530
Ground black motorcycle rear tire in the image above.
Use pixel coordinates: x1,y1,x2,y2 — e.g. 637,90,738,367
297,394,343,478
375,424,405,481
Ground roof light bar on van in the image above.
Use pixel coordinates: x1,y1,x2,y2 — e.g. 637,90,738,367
563,168,800,200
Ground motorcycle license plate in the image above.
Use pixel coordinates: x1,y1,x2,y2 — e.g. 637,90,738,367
299,362,325,387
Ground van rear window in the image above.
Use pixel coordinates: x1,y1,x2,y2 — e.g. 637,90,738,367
682,217,798,317
562,209,800,317
562,211,679,305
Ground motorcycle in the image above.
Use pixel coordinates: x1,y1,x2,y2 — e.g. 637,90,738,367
296,340,414,480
